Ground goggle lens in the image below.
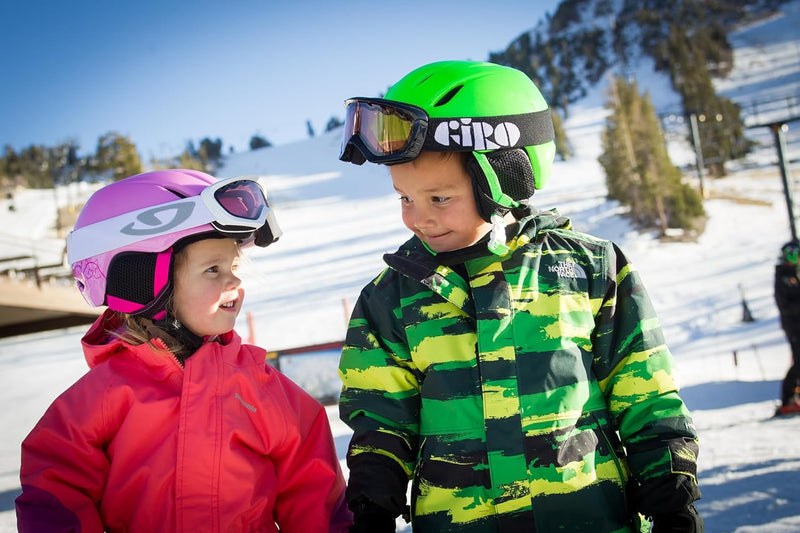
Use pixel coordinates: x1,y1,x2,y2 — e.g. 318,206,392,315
341,100,421,161
213,180,266,221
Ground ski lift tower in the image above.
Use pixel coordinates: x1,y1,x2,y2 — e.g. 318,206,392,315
748,118,800,242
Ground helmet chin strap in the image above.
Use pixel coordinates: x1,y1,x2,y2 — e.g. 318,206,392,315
153,313,205,361
473,152,516,255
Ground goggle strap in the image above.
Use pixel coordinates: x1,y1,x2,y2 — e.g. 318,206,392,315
67,196,217,264
423,109,554,151
68,179,277,263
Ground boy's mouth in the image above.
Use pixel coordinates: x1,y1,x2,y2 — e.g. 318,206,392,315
424,233,451,244
421,230,449,240
220,300,237,310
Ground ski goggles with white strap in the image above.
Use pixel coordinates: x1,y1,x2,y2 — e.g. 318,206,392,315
67,176,282,263
339,97,555,165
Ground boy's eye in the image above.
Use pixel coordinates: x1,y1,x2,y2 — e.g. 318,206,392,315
206,266,219,273
398,195,412,204
432,196,450,204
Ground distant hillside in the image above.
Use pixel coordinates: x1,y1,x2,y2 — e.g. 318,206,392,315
490,0,788,116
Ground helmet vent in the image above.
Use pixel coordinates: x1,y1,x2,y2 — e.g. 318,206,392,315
165,188,187,199
434,85,463,107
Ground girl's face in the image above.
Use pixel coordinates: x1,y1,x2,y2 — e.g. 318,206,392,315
390,151,491,253
172,238,243,337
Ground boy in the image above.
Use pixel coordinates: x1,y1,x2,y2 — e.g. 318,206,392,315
337,61,702,532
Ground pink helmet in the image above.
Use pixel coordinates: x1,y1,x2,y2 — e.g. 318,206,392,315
67,169,281,319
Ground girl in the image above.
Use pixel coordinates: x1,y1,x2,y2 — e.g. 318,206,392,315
16,169,352,532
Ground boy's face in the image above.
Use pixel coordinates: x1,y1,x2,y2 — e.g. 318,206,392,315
172,237,243,337
390,151,492,253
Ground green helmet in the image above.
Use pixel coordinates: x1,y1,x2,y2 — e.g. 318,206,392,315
340,61,556,224
781,240,800,265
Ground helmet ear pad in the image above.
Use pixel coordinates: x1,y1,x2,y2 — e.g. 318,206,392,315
466,149,536,222
104,232,228,319
106,250,174,319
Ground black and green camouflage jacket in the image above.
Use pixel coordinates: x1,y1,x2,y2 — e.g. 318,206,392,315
339,209,699,533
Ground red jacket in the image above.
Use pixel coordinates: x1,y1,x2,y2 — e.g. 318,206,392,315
16,310,352,532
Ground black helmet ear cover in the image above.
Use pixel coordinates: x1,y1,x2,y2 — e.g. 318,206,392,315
106,250,175,319
467,149,536,222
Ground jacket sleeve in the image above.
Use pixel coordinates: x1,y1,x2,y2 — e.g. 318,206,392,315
338,275,420,517
270,372,353,533
16,375,109,533
591,242,700,486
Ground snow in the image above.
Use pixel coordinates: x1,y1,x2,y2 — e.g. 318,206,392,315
2,3,800,531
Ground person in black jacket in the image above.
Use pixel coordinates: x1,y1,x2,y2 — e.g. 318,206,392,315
775,240,800,415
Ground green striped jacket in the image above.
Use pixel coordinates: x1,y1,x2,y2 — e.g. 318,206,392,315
339,210,699,532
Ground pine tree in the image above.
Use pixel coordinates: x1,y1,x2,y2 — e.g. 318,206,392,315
93,132,142,181
599,77,640,218
325,116,344,132
176,149,207,171
198,138,223,164
551,110,572,161
249,135,271,151
599,76,705,234
654,17,748,176
13,145,51,189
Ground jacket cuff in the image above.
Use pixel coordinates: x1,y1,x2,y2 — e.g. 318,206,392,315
630,473,702,517
345,452,409,517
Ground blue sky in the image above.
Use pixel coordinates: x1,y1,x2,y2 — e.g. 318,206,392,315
1,1,559,161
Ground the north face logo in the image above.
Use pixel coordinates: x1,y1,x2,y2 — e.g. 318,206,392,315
548,260,587,279
434,118,521,150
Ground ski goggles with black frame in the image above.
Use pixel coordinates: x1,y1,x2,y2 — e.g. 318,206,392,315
67,176,282,264
339,97,555,165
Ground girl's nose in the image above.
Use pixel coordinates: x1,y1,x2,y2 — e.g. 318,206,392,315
227,273,242,289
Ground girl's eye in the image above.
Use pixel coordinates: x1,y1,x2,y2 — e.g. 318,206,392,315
432,196,450,204
206,266,219,273
398,195,412,204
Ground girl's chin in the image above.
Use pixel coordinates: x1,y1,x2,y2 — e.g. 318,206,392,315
190,317,239,338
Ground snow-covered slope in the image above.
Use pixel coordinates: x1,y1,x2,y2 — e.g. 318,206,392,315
1,2,799,531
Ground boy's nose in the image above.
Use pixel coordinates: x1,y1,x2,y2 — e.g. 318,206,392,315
413,207,434,229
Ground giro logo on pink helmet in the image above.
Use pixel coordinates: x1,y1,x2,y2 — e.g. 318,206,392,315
121,203,195,236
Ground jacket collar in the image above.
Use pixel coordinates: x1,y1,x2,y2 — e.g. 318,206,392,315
81,309,237,369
